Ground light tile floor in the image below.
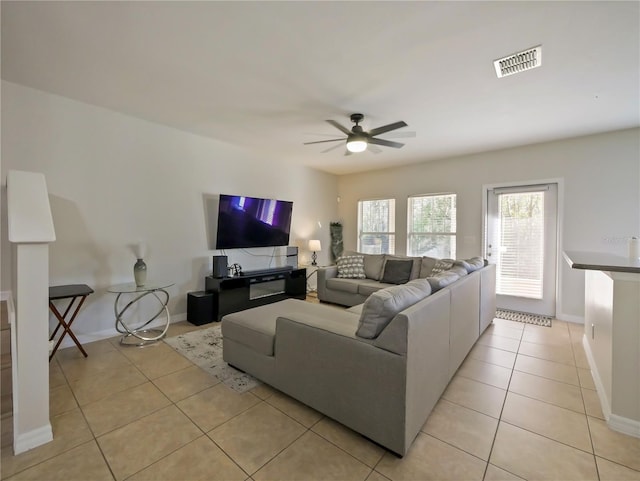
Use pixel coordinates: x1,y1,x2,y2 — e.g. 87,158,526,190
2,316,640,481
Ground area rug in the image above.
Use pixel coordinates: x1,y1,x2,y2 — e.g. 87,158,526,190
164,324,261,393
496,308,552,327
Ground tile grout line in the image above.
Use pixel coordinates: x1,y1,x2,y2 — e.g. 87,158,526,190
481,319,523,481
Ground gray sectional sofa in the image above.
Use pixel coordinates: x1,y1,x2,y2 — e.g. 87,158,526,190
220,256,496,456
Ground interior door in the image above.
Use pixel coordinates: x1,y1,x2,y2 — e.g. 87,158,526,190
485,183,558,317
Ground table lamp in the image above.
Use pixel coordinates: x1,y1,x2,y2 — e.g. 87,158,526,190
308,239,321,266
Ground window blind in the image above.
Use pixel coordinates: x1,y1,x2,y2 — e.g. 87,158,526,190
495,191,544,299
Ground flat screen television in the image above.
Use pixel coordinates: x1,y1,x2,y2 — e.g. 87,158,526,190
215,194,293,249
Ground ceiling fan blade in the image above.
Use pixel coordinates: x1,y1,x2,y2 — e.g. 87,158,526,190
368,138,405,149
321,142,345,154
368,144,383,154
303,138,346,145
379,131,416,139
326,119,352,135
368,121,408,137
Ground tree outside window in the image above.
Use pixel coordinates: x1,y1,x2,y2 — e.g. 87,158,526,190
407,194,456,258
358,199,395,254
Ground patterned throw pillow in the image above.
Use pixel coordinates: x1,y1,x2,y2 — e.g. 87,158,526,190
336,255,366,279
430,258,454,275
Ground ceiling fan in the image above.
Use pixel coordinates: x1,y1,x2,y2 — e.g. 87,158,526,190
304,113,413,154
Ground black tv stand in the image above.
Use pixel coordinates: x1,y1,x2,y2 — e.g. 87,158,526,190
205,268,306,321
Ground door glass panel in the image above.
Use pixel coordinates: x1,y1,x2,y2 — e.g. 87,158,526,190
496,191,544,299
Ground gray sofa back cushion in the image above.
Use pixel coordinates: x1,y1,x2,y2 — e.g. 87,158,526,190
465,256,485,272
427,270,460,292
419,256,438,278
356,283,428,339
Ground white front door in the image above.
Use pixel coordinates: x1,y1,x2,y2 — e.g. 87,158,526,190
485,183,558,317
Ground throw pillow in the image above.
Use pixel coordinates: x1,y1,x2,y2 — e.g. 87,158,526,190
430,258,454,275
343,251,384,280
336,255,366,279
356,284,426,339
381,259,413,285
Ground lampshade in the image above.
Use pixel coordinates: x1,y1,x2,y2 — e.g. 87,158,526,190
308,239,322,252
346,139,367,153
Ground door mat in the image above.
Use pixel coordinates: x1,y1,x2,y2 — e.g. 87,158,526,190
496,308,552,327
164,324,261,393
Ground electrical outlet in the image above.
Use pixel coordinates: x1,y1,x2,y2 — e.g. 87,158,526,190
602,236,629,245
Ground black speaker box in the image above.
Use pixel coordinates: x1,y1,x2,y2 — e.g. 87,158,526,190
212,255,228,278
286,246,298,268
187,291,214,325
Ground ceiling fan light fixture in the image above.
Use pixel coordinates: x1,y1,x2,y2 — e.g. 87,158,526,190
346,137,367,153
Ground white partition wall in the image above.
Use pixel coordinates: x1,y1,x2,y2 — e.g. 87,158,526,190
6,170,56,454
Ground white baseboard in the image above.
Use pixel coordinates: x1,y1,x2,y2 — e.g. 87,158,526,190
582,335,612,419
53,311,188,349
609,414,640,438
582,335,640,438
556,312,584,324
14,424,53,455
1,290,12,301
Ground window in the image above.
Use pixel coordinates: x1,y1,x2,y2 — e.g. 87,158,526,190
357,199,395,254
407,194,456,258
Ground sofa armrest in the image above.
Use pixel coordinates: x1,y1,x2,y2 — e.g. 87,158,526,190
317,265,338,300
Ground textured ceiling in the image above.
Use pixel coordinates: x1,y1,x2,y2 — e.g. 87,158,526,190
2,1,639,174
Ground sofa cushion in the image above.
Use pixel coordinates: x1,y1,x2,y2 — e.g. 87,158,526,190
404,278,433,296
419,256,438,278
363,254,385,280
336,255,366,279
344,251,385,280
326,277,361,294
357,279,393,297
356,284,428,339
448,265,468,277
431,258,455,275
427,270,460,292
381,259,413,284
383,255,421,280
222,298,303,356
465,256,485,272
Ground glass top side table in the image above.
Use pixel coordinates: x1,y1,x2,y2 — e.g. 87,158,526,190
107,281,174,346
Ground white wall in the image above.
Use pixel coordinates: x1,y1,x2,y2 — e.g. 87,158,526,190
1,81,339,341
337,128,640,320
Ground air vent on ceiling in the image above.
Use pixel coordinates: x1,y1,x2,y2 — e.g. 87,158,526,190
494,45,542,78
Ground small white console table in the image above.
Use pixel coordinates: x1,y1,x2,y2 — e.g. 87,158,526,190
564,251,640,438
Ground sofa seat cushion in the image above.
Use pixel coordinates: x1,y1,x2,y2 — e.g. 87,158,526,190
357,279,394,296
222,299,305,356
326,277,362,294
